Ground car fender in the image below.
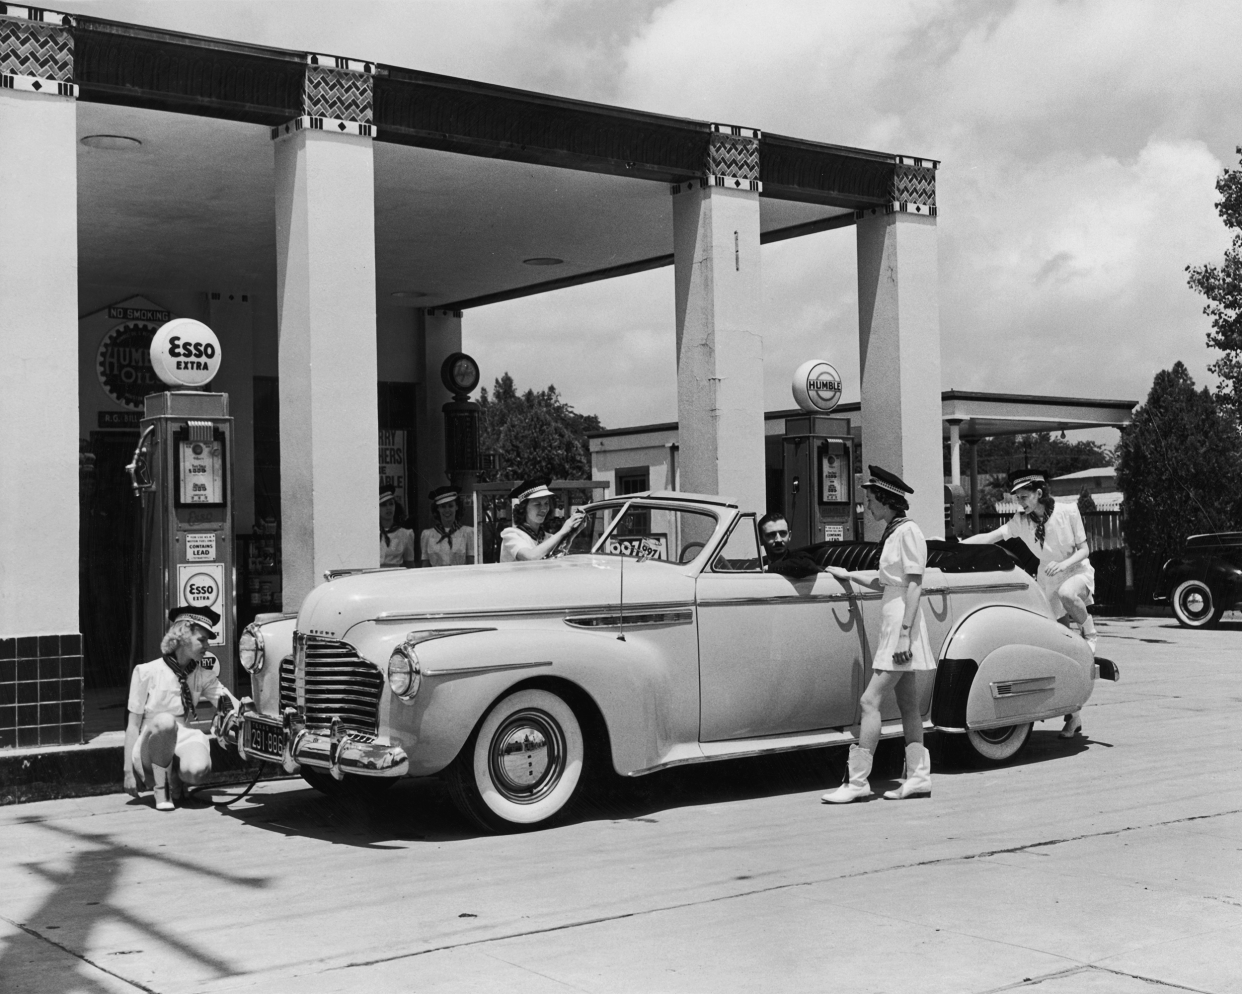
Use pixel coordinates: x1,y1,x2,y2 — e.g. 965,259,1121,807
933,605,1093,731
245,614,296,715
349,622,695,778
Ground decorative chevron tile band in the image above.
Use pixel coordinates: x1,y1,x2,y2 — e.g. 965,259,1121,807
893,161,936,209
304,63,373,123
0,9,73,85
271,116,375,139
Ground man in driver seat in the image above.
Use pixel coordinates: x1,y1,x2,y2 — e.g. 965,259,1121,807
759,511,821,578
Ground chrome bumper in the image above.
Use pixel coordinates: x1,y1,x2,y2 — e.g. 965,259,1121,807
220,706,409,780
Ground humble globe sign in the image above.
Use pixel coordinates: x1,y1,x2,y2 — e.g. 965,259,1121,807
150,318,222,388
791,359,843,413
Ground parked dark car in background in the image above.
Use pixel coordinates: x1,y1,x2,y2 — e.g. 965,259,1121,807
1154,532,1242,628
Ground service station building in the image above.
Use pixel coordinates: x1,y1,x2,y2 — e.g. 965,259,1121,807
1,6,945,748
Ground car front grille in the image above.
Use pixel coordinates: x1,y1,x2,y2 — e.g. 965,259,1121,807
280,634,383,735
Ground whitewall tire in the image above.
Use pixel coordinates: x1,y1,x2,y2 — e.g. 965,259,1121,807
1172,580,1222,629
447,688,584,832
964,722,1032,765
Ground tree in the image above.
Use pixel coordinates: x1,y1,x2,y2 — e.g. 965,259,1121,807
477,373,603,483
1186,147,1242,417
949,432,1114,513
1115,362,1242,565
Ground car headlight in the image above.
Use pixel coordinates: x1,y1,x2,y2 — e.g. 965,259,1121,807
388,644,421,701
239,626,264,673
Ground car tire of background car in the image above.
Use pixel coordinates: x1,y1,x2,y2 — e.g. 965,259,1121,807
1171,579,1224,628
959,722,1032,766
299,767,397,801
446,688,585,832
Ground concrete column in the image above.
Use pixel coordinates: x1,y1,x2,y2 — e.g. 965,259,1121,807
274,128,378,605
948,420,961,487
0,77,79,643
672,179,765,513
856,209,943,538
419,308,462,501
207,293,255,534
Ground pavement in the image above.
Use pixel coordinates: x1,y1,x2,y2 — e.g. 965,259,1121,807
0,616,1239,994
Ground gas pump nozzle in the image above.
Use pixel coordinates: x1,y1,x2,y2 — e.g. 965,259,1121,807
125,425,156,494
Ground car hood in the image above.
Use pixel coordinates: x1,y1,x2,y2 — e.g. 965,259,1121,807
298,556,692,641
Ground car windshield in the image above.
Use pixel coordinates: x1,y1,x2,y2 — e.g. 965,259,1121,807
561,502,719,564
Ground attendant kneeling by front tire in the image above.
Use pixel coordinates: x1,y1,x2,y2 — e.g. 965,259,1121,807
446,688,584,832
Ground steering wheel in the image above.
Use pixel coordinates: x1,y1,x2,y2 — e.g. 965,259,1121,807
677,541,705,564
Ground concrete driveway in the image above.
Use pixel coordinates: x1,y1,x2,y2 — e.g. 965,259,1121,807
1,616,1239,994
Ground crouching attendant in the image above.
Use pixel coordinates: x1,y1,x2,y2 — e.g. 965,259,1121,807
123,607,238,811
821,466,934,803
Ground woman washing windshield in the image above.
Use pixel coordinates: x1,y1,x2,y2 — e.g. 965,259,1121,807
499,478,586,562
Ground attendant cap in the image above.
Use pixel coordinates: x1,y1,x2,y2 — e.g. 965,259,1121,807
509,477,555,508
1007,469,1050,494
168,605,220,639
379,485,396,506
860,465,914,499
429,485,460,507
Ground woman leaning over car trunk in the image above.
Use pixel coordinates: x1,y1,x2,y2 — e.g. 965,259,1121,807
820,466,934,804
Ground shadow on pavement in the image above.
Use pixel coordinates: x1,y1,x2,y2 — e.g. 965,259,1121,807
209,728,1101,844
0,817,269,994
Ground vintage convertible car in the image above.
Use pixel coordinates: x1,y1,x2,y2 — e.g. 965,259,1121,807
226,491,1120,831
1153,531,1242,628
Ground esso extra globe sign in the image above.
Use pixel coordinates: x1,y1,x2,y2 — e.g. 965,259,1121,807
182,571,220,610
150,318,222,388
792,359,843,413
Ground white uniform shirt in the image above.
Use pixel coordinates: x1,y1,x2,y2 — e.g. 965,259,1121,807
420,524,475,567
380,527,416,567
127,656,227,718
877,520,927,587
997,504,1094,586
499,526,540,563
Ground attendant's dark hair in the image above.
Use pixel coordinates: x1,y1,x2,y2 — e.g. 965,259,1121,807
871,487,909,512
1029,481,1055,519
758,511,787,531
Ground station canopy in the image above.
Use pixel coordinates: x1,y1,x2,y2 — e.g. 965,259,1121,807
939,391,1136,440
70,18,922,310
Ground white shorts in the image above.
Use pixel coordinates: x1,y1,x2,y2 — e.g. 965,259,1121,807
131,722,211,776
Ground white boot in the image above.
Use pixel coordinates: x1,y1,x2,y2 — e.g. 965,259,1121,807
1060,713,1082,739
150,763,175,811
821,745,873,804
1080,616,1098,654
883,743,931,799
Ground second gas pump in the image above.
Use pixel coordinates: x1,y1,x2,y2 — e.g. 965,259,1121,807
126,319,236,694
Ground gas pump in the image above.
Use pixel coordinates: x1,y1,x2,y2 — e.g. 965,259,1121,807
126,319,236,693
783,415,857,548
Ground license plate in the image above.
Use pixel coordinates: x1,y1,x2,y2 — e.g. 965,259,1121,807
245,715,286,760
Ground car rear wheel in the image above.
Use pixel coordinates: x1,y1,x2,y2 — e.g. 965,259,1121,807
962,722,1032,765
1172,579,1224,628
446,688,584,832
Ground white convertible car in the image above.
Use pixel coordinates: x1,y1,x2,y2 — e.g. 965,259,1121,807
226,492,1119,831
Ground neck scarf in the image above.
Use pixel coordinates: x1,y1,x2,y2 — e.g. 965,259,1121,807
432,520,460,546
518,520,545,542
381,524,400,547
879,515,909,551
162,654,196,721
1029,505,1051,548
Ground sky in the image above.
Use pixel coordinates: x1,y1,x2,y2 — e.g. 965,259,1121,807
55,0,1242,436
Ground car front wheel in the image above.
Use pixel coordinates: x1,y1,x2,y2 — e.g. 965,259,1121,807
446,688,584,832
1172,579,1223,628
962,722,1032,765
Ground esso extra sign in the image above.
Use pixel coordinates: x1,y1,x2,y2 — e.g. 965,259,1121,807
792,359,843,413
150,318,221,388
182,571,220,609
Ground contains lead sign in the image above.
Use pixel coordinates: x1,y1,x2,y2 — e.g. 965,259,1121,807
149,318,222,388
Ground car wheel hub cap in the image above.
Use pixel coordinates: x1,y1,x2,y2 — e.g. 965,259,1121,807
1184,592,1205,614
489,710,563,803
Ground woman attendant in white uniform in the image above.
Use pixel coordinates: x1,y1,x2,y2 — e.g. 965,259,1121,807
963,468,1095,738
419,485,476,567
379,486,417,568
123,606,238,811
499,478,585,562
821,466,935,803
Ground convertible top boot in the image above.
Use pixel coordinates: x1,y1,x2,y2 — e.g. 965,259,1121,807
884,743,931,799
821,745,873,804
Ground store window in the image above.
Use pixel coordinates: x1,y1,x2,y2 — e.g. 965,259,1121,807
614,467,650,535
